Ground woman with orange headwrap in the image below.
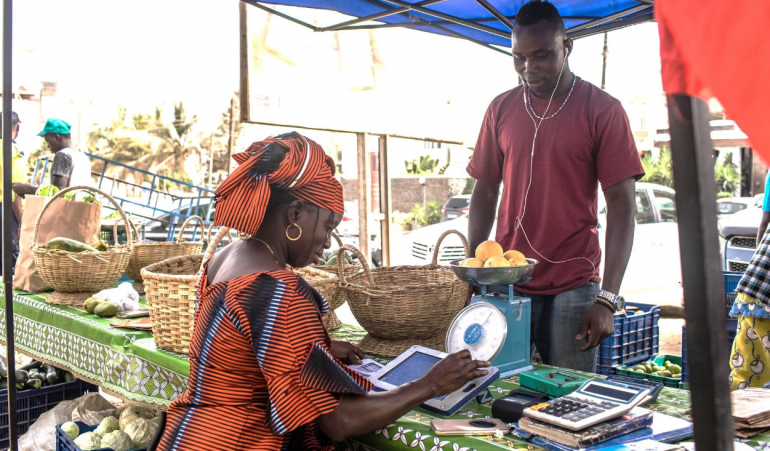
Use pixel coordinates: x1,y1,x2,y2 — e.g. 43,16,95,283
150,132,490,451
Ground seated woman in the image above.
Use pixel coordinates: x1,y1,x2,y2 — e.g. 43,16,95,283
152,132,490,450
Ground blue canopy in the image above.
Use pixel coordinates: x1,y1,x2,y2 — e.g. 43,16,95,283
244,0,654,54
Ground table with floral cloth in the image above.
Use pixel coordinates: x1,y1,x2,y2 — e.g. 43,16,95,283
0,290,767,451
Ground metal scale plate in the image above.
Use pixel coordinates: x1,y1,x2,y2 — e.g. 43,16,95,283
448,260,538,378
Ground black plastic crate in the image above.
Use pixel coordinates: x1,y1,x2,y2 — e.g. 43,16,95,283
723,271,742,317
595,302,660,375
0,379,98,450
56,421,148,451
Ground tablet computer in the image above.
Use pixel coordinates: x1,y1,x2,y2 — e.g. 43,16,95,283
369,345,499,417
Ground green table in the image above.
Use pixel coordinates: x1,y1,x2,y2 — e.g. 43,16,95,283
1,289,768,451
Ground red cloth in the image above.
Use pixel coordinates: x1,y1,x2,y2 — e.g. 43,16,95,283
657,0,770,160
468,79,644,295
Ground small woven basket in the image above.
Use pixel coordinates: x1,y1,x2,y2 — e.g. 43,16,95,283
337,230,470,356
311,232,362,281
125,216,205,294
141,226,232,354
32,186,133,306
287,265,342,331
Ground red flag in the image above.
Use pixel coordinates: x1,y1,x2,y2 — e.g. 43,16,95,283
657,1,770,161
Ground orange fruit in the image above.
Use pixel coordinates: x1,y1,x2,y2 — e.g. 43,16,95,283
476,241,504,263
509,257,529,267
460,258,484,267
484,256,511,267
503,250,526,261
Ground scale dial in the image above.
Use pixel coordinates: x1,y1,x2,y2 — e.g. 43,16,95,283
445,302,507,362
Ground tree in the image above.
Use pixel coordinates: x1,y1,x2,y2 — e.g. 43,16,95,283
714,152,740,195
405,155,440,175
640,149,674,188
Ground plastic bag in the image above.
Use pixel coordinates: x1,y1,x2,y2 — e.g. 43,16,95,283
18,399,79,451
71,393,117,426
93,283,140,313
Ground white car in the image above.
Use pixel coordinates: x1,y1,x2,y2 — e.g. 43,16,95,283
393,183,681,301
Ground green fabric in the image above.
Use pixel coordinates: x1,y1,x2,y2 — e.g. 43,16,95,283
1,290,768,450
37,118,71,136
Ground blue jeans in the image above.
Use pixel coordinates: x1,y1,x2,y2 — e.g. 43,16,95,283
490,281,600,372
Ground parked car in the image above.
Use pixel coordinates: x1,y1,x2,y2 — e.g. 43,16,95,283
331,201,383,267
441,195,471,222
717,197,756,219
393,183,681,298
719,205,763,273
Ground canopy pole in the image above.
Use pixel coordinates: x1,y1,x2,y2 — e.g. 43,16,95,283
474,0,515,30
378,135,391,267
318,0,448,32
379,0,510,38
667,94,734,451
356,133,370,262
2,0,18,448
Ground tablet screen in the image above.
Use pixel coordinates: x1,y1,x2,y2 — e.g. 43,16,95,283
379,352,447,400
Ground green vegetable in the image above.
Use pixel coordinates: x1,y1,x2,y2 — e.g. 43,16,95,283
119,406,156,431
15,370,28,385
95,416,120,437
669,364,682,375
326,256,338,266
19,360,42,372
125,417,160,448
35,184,60,197
101,430,134,451
27,371,45,383
84,297,103,314
42,364,60,386
64,372,75,382
105,211,122,220
73,432,101,450
64,192,74,201
82,194,97,204
24,379,41,389
45,237,99,253
94,301,119,318
0,379,7,390
61,422,80,440
661,370,673,377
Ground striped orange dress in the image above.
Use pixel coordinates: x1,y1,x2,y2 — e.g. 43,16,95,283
157,270,372,450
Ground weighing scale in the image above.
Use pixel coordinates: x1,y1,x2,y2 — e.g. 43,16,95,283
448,259,538,378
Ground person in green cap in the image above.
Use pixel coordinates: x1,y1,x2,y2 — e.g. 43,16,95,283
12,118,92,198
0,111,27,272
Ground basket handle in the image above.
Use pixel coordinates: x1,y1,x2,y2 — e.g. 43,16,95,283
175,215,205,243
33,185,133,251
110,217,136,245
430,229,469,265
199,226,231,272
337,245,374,287
331,231,343,248
206,223,234,245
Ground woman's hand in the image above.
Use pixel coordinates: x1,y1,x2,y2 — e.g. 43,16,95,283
420,350,491,398
330,340,364,365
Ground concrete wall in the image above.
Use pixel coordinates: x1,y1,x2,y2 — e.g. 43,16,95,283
340,176,468,213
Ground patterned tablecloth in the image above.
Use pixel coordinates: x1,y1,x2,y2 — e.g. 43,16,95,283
1,289,768,451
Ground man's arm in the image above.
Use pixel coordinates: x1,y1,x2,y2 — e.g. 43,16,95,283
576,177,636,350
51,175,69,191
759,211,770,244
12,183,37,198
468,180,500,254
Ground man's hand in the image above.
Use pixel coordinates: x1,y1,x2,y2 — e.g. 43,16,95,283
330,340,364,365
576,303,615,351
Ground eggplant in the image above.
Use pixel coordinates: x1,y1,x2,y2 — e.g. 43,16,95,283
0,359,6,378
14,370,28,385
64,372,75,383
24,379,42,390
41,365,60,386
27,372,45,383
19,360,42,372
0,378,7,390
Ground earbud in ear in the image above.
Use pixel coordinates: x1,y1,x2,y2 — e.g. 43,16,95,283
564,48,569,56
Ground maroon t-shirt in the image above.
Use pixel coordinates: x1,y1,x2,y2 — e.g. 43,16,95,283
467,79,644,295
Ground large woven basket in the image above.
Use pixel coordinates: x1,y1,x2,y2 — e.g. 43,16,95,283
141,226,231,354
337,230,470,356
32,186,133,305
312,232,362,282
125,216,205,294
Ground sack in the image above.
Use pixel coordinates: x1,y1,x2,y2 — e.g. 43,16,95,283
13,195,102,292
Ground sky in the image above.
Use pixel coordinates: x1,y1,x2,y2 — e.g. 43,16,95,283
4,0,664,143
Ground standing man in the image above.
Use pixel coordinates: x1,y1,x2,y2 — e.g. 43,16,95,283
0,111,28,272
13,118,92,197
467,0,643,372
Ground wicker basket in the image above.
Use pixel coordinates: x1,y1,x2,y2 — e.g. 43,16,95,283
312,232,362,281
337,230,470,356
141,226,231,354
125,216,205,294
287,265,343,331
32,186,133,306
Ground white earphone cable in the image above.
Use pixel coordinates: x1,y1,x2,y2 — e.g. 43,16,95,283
516,50,598,278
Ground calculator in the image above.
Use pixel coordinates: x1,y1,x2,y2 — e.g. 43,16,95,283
605,375,665,405
523,379,649,431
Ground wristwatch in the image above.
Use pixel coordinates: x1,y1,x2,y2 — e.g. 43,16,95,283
596,289,625,313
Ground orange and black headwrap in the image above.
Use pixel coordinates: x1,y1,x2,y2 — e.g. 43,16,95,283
213,132,344,235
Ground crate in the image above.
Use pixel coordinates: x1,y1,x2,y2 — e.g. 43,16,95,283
56,421,148,451
0,379,98,450
615,354,683,388
723,271,742,317
595,302,660,376
681,324,737,383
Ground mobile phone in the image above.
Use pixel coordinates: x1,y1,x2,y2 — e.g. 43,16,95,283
430,419,509,436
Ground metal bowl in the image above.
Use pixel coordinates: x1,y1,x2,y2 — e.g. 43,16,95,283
449,258,538,286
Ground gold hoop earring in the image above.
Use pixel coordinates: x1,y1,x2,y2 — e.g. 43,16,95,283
238,232,252,241
286,223,302,241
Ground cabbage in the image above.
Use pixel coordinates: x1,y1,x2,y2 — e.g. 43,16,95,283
119,405,155,431
64,192,74,201
35,184,59,197
101,430,134,451
82,194,97,204
60,422,79,440
124,417,160,448
73,432,101,450
94,416,119,437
